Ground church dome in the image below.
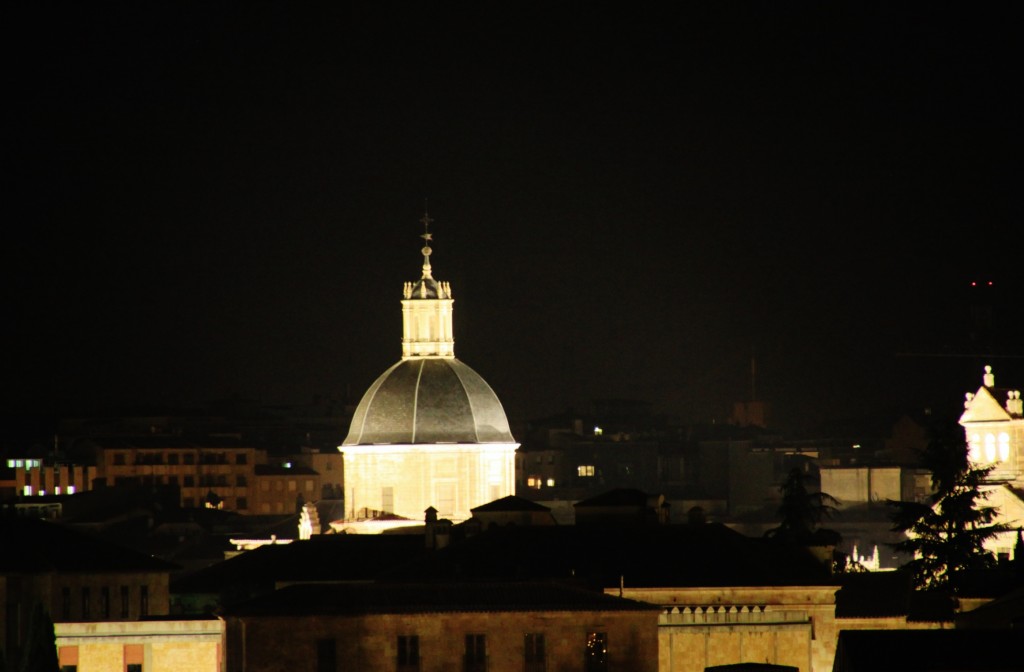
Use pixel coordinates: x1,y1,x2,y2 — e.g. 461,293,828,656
342,357,515,445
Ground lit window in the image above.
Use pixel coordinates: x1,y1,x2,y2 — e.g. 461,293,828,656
67,485,75,494
985,434,996,462
968,434,981,462
24,485,33,496
15,459,24,468
546,478,555,487
578,465,595,477
5,460,12,468
594,426,603,436
998,433,1010,462
527,476,542,489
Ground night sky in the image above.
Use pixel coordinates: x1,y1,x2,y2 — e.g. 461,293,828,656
5,4,1022,434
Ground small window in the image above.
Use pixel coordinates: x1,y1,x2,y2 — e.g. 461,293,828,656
288,480,297,492
237,497,248,510
525,633,545,672
113,454,125,466
183,475,194,487
236,475,247,486
121,587,129,618
398,634,420,671
236,453,248,465
81,588,90,620
316,638,336,672
127,666,142,672
62,587,71,620
527,476,542,489
464,634,486,672
168,453,179,465
100,587,110,619
140,586,148,617
585,632,607,672
577,465,595,477
183,453,195,465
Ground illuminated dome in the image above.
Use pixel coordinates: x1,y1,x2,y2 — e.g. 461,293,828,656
342,358,515,445
338,212,519,525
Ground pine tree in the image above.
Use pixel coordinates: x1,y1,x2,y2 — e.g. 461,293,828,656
887,426,1008,594
765,466,841,545
18,602,58,672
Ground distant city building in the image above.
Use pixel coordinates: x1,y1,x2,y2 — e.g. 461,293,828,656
0,516,184,667
339,215,518,524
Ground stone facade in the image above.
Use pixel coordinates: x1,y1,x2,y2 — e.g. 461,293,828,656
615,584,950,672
56,618,223,672
226,609,658,672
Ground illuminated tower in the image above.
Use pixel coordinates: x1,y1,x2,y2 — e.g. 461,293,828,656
960,365,1024,486
958,365,1024,561
339,212,519,525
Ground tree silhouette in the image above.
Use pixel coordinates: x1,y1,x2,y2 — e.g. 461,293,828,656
18,602,58,672
765,467,841,545
887,427,1008,593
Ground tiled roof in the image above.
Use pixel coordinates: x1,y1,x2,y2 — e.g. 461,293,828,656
172,533,428,593
471,495,551,513
224,580,662,617
834,571,955,622
833,629,1022,672
380,523,836,588
0,515,178,573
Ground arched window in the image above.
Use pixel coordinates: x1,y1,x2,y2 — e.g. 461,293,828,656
998,433,1010,462
968,433,982,462
984,433,996,462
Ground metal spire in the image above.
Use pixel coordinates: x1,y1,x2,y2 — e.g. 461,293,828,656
419,204,434,279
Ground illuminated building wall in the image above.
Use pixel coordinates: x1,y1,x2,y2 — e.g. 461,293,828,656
340,217,518,524
56,619,223,672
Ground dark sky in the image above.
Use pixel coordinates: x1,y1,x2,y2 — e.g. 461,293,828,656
4,3,1022,433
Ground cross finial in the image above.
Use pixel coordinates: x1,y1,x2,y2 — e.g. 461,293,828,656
420,203,433,243
419,204,434,279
